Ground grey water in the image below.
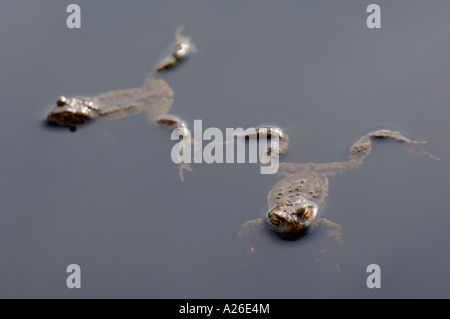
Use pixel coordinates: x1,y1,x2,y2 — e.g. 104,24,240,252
0,0,449,298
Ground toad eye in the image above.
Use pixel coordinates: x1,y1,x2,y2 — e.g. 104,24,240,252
270,215,281,225
296,207,311,219
57,96,67,107
303,208,311,219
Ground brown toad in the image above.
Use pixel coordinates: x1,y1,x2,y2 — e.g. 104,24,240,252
233,129,440,268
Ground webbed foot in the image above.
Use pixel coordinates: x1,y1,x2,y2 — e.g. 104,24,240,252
231,218,264,269
178,162,193,182
401,140,440,161
314,218,344,272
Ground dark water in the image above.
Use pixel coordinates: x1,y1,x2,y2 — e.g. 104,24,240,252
1,1,449,298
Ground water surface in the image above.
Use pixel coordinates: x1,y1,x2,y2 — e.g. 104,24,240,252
0,1,449,298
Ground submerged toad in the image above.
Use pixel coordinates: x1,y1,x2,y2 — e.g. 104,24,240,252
47,27,196,180
47,27,195,131
234,130,440,268
47,75,176,130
